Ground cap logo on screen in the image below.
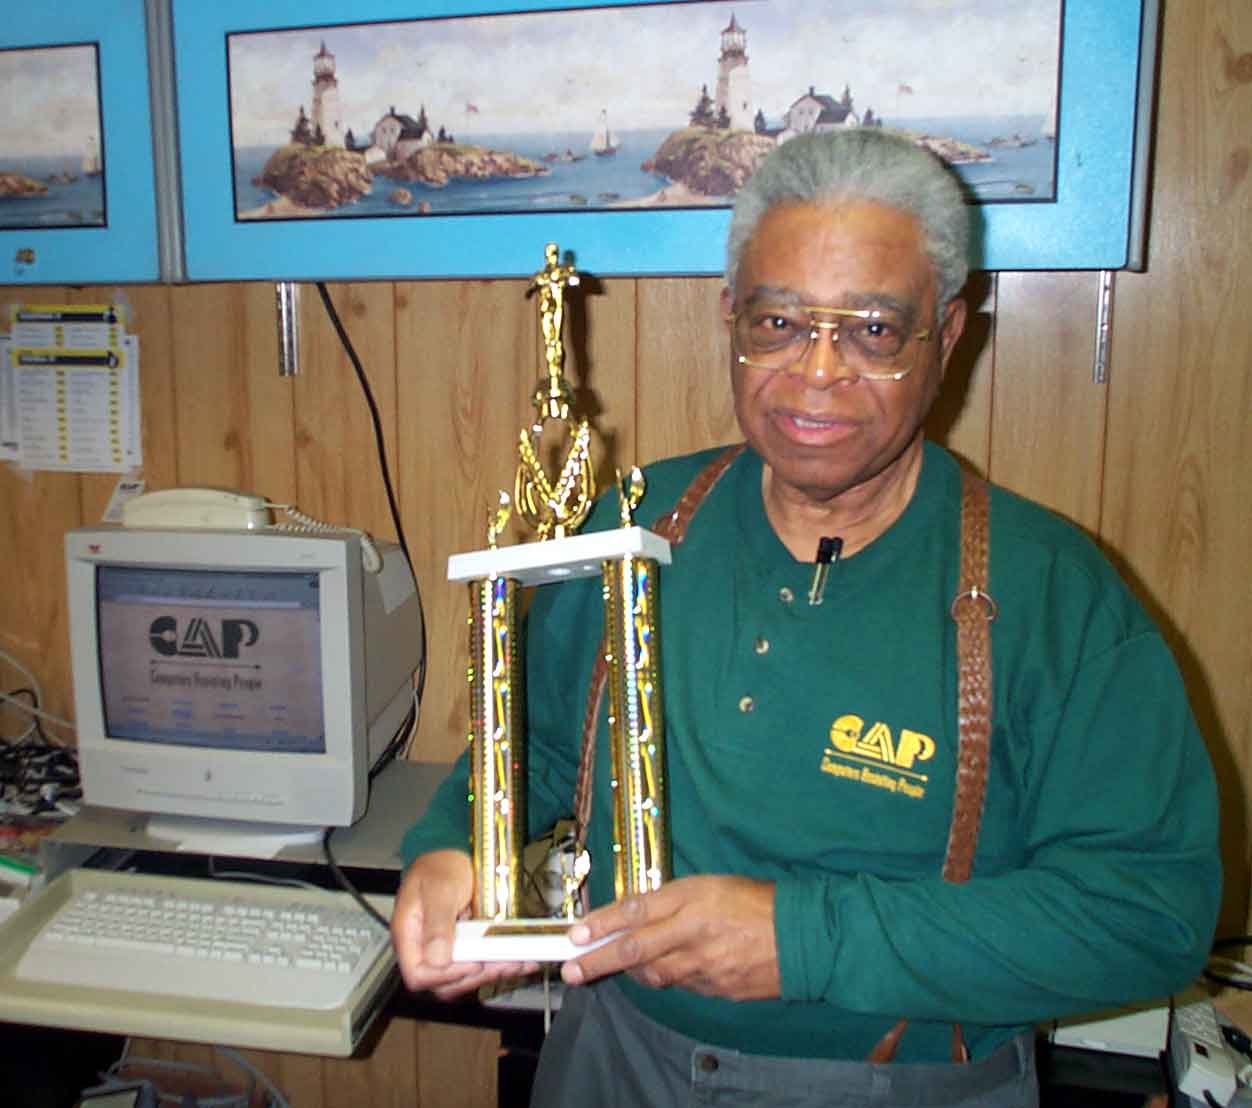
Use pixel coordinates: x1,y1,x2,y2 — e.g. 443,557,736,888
148,615,259,659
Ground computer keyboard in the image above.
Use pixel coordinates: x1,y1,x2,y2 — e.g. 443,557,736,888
16,868,394,1012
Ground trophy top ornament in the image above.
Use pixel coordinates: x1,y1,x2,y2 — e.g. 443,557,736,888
509,242,596,543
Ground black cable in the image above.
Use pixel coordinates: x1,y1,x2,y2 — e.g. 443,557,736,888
314,282,427,707
314,285,439,931
368,697,418,784
319,700,417,930
2,686,80,815
313,282,409,566
1223,1022,1251,1057
2,687,46,745
322,824,391,930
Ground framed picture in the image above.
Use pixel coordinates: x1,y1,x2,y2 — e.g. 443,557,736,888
1,2,162,285
174,0,1156,281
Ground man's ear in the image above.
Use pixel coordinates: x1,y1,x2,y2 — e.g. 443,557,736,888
938,298,967,372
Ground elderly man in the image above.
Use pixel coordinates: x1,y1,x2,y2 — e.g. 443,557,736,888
393,129,1220,1107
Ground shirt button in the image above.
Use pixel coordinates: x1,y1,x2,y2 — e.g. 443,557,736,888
778,587,794,604
738,696,755,713
698,1053,719,1072
754,636,770,655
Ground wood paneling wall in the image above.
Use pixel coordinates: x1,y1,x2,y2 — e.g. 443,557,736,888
1,0,1248,1100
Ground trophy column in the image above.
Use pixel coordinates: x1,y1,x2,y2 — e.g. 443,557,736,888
467,574,524,921
603,472,669,899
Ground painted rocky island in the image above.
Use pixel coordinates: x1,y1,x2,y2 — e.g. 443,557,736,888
638,126,989,203
641,128,775,199
246,140,548,217
0,172,48,199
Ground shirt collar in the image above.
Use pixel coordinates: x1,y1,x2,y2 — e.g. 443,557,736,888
733,441,958,581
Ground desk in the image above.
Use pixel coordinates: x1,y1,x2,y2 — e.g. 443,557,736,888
35,757,447,882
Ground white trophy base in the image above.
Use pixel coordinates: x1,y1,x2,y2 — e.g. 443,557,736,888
452,918,616,963
448,526,671,587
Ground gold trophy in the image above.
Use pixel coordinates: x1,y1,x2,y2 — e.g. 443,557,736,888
448,244,671,961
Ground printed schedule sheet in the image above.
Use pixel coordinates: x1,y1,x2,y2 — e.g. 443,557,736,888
0,303,140,473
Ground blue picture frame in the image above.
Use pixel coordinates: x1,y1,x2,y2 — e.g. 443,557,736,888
1,2,161,285
174,0,1154,281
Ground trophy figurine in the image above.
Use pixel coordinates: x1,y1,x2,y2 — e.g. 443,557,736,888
448,244,671,961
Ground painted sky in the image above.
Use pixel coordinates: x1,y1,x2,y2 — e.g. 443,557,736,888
0,45,102,158
228,0,1061,147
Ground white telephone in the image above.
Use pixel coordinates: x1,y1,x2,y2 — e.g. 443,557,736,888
121,487,272,530
120,486,383,573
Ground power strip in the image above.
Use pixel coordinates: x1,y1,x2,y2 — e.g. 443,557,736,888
1170,999,1238,1105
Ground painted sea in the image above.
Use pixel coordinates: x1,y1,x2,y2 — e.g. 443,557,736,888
0,155,106,230
903,114,1057,201
232,114,1055,221
232,127,675,219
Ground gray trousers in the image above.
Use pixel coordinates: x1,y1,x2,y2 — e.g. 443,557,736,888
530,980,1039,1108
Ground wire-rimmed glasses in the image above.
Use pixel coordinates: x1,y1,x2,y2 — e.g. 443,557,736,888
728,302,932,381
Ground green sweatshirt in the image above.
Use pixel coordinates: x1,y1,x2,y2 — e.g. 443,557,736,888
403,441,1221,1063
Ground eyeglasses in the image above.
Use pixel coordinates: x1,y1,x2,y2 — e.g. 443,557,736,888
728,303,932,381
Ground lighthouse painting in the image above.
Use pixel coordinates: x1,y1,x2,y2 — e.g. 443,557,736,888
226,0,1062,223
0,43,107,230
175,0,1149,278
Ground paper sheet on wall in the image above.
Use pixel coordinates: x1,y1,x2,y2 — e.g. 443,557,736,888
0,340,17,462
3,340,141,473
1,303,142,473
8,302,126,350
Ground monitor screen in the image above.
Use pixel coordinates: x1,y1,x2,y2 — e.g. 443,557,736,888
96,565,325,754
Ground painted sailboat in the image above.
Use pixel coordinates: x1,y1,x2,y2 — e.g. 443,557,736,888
590,109,618,157
82,135,102,177
1041,96,1057,142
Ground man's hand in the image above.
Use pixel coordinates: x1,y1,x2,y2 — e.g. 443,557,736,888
390,849,536,999
560,875,780,1001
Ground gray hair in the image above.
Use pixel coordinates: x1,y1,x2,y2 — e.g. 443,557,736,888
726,128,972,308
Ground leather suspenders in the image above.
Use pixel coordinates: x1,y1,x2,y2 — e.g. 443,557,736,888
571,445,996,1064
872,469,994,1063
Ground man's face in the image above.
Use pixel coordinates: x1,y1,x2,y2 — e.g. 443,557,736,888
723,199,965,506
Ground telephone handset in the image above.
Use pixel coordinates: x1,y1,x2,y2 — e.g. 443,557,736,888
122,487,272,530
121,486,383,573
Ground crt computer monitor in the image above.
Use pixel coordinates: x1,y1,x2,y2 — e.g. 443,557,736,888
65,526,424,844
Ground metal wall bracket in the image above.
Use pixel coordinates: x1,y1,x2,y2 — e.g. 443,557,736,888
276,281,301,377
1093,269,1115,385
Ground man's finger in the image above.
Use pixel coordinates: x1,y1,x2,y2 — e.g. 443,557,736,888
563,896,704,985
419,881,469,965
390,850,474,987
429,960,536,1000
569,888,663,945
